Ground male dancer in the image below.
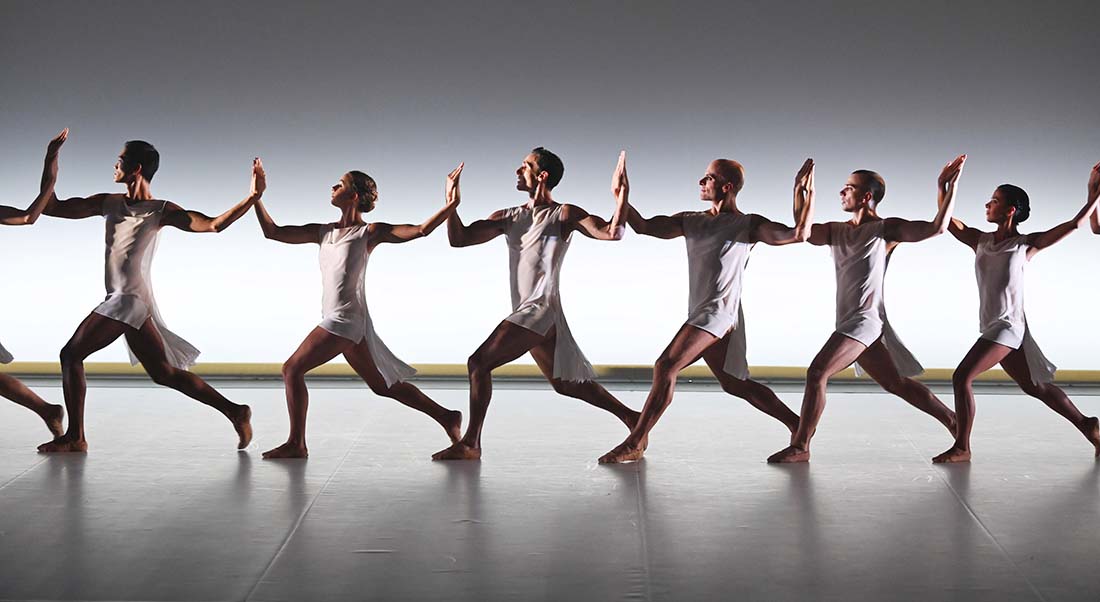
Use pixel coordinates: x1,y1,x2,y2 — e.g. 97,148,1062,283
38,138,259,452
432,149,639,460
768,156,966,463
599,158,814,464
0,129,69,436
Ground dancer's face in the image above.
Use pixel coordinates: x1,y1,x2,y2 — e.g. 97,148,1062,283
699,162,726,201
114,151,136,184
984,189,1014,223
330,174,359,208
516,154,543,193
839,174,871,212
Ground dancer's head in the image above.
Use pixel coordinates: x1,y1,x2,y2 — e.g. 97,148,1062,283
699,159,745,202
114,141,160,184
840,170,885,212
986,184,1030,225
517,147,564,193
331,171,378,212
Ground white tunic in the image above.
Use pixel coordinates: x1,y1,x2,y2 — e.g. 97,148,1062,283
92,198,199,369
501,204,596,382
317,223,415,388
830,221,923,378
974,232,1056,384
683,211,754,379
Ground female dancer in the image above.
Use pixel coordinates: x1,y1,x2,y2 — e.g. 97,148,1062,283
254,160,463,459
933,162,1100,463
0,129,68,436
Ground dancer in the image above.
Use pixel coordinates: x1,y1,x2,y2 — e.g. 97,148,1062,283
768,156,966,463
37,139,257,452
598,158,814,464
255,161,464,459
933,162,1100,463
0,129,69,436
432,149,640,460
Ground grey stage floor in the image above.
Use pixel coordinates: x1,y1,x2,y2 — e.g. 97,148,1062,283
0,381,1098,602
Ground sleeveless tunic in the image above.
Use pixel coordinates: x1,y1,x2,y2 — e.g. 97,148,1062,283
501,204,596,382
682,211,754,379
92,197,199,369
974,232,1056,384
829,221,923,377
316,223,415,387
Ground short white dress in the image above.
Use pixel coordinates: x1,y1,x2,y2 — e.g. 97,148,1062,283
500,204,596,382
830,221,923,377
316,223,416,388
974,232,1056,384
92,197,199,370
682,211,754,379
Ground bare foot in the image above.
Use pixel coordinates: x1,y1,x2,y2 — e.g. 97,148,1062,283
767,445,809,464
432,442,481,461
598,442,644,464
262,441,308,459
1080,416,1100,457
932,446,971,464
37,435,87,453
41,404,64,438
623,412,648,451
440,410,462,444
944,412,959,437
231,405,252,449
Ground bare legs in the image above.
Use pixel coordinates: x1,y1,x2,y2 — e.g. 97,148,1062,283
768,333,867,464
433,321,638,460
855,340,957,435
934,338,1100,463
264,327,462,459
39,313,251,453
0,373,63,436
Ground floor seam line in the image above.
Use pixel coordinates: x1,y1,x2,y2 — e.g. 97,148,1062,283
241,427,369,602
900,431,1049,602
0,457,48,493
633,465,653,602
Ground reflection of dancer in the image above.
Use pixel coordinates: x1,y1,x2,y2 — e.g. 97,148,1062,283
433,149,640,460
256,162,464,459
598,159,815,464
38,140,257,452
933,163,1100,463
0,129,68,436
769,157,966,463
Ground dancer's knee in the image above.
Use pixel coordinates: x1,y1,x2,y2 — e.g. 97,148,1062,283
652,355,682,380
805,363,830,385
467,352,490,377
281,357,306,381
147,365,181,388
951,369,975,392
59,344,86,368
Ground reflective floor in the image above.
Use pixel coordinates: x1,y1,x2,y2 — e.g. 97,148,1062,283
0,381,1097,601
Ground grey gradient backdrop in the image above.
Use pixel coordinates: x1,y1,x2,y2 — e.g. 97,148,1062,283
0,0,1097,369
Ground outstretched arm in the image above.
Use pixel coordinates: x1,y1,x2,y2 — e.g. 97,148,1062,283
885,154,967,244
0,129,69,225
1027,161,1100,254
445,164,509,247
373,163,463,245
568,151,630,241
251,159,323,244
163,158,264,233
754,158,816,246
628,206,685,239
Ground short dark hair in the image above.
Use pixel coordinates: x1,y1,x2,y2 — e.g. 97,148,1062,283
347,170,379,212
122,140,160,182
996,184,1030,223
530,147,564,190
851,169,886,203
713,159,745,195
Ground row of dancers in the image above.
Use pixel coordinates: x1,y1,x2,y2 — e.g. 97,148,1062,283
3,130,1099,464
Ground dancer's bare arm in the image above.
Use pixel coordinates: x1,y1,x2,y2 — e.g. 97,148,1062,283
628,206,686,239
564,150,630,241
0,129,69,225
753,158,816,246
1027,161,1100,256
373,163,463,245
885,154,967,244
446,165,509,247
163,158,264,233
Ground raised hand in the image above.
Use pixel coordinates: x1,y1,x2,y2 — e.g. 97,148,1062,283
46,128,68,157
938,154,967,190
40,128,69,192
1087,161,1100,200
250,157,266,197
446,162,464,206
611,150,629,199
794,158,814,194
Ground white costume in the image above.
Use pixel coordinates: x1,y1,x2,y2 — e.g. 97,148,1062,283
92,197,199,369
316,223,415,388
829,221,923,377
501,204,595,382
682,211,754,379
974,232,1056,384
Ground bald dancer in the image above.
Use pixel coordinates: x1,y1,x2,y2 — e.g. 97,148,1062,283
599,158,814,464
768,156,966,463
